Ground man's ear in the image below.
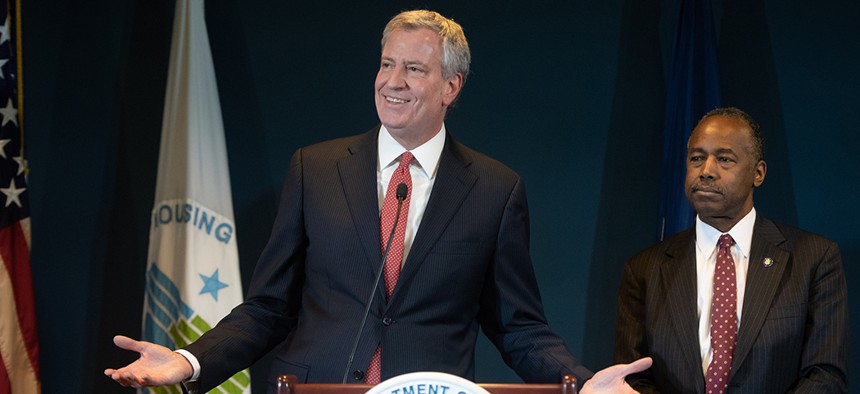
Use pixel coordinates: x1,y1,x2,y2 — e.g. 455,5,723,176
441,73,463,107
753,160,767,187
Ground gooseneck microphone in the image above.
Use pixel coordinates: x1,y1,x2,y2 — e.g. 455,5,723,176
342,183,408,383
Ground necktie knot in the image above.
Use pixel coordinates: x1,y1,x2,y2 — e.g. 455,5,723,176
399,151,414,169
718,234,735,249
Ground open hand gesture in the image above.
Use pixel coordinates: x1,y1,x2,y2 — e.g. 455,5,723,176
104,335,193,388
581,357,652,394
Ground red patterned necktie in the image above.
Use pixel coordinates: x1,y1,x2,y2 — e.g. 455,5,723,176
365,151,413,385
706,234,737,394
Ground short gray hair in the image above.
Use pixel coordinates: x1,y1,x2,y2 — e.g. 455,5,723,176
381,10,471,85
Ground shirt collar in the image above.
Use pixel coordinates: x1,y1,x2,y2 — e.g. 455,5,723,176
695,207,756,259
378,124,446,179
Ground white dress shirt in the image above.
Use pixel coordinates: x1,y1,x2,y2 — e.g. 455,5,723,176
695,208,756,375
376,125,444,265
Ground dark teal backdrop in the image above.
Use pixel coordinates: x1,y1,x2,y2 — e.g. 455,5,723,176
22,1,859,392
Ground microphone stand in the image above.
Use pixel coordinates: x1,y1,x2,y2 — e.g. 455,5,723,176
341,183,407,383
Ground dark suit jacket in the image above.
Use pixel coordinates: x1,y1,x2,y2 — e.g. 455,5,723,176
614,216,848,393
184,128,591,392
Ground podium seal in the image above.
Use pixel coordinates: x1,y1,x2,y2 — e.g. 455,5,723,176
365,371,491,394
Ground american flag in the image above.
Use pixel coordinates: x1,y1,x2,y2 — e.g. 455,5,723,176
0,0,40,392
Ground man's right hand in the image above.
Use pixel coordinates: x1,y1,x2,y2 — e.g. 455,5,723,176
104,335,194,388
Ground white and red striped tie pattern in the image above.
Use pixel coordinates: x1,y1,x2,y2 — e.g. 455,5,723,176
365,151,413,385
706,234,737,394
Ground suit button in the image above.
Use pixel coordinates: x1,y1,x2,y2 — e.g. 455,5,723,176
352,370,364,381
382,316,393,326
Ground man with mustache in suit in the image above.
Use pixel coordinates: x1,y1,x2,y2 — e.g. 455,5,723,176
614,107,848,393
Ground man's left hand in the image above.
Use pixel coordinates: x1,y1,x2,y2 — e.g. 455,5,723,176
580,357,652,394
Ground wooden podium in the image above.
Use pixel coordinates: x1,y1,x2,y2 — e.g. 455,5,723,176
275,374,577,394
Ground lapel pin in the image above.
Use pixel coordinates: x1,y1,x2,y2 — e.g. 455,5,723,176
763,257,774,267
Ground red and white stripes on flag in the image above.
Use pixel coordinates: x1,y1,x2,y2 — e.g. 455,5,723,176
0,219,38,394
0,0,40,392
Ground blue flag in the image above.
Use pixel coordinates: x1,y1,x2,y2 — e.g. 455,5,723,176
659,0,722,239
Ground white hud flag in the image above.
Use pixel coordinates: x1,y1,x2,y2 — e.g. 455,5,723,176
141,0,250,393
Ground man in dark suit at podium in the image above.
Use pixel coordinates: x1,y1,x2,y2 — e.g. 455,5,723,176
107,9,650,393
614,107,848,393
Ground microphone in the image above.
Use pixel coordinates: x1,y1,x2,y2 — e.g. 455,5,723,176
342,182,408,383
395,183,407,201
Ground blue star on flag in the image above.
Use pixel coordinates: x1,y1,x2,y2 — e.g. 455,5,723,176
199,269,229,301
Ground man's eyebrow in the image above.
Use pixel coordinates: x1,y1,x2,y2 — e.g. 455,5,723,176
380,55,428,65
688,146,737,155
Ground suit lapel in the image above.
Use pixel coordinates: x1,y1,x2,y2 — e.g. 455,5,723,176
388,136,477,303
337,128,383,278
660,231,706,391
730,217,789,380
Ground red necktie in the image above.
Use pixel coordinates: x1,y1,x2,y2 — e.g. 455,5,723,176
706,234,737,394
365,151,413,384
